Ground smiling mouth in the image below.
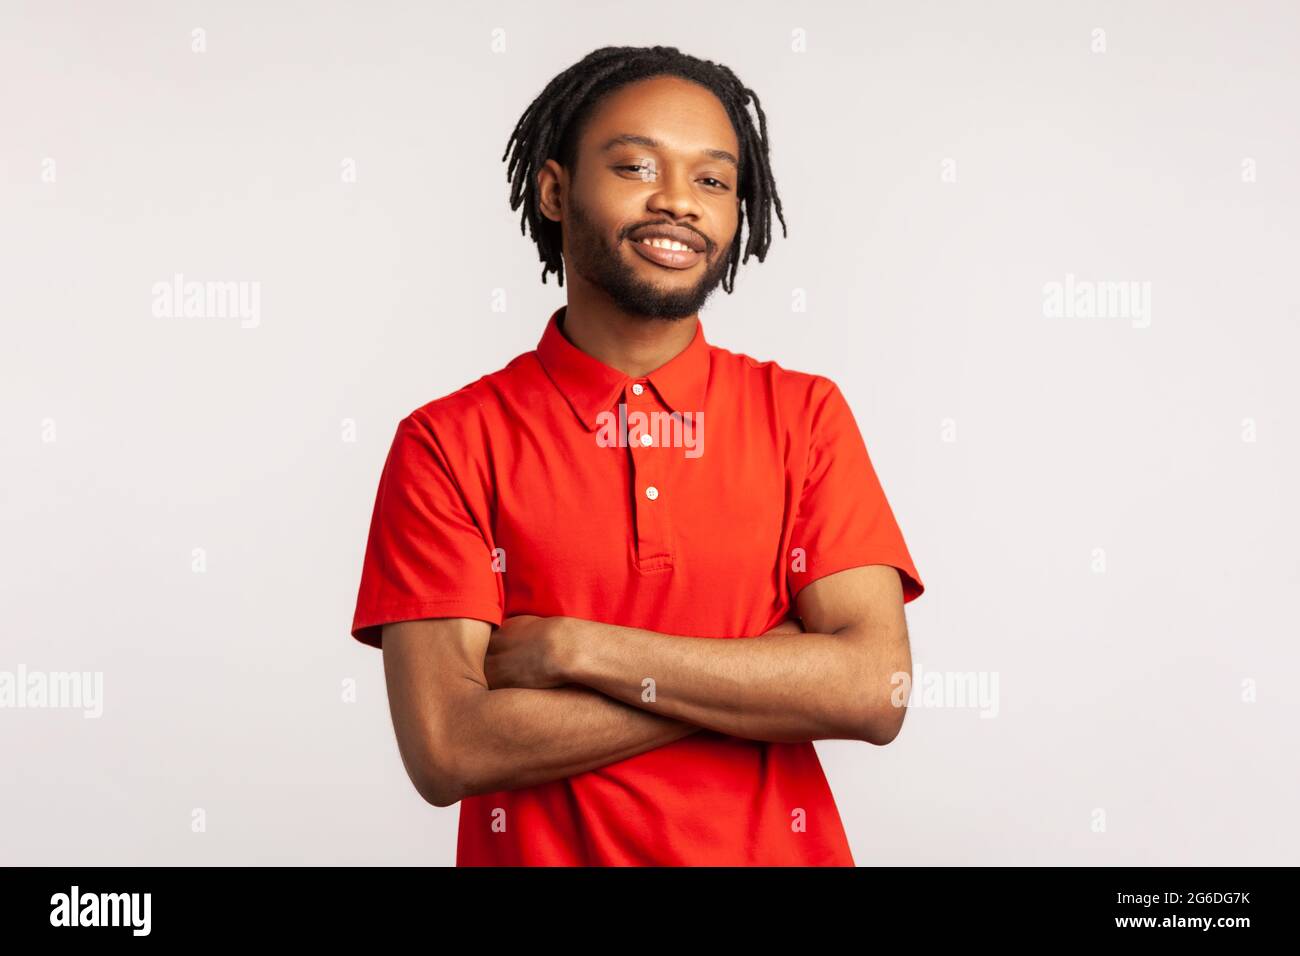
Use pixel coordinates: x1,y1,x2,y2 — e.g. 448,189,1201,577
630,237,704,270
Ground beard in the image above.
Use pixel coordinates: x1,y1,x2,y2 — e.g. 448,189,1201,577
563,194,731,320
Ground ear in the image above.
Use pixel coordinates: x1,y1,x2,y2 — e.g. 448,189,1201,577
536,159,566,223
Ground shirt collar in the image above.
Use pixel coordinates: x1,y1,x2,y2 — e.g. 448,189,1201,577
535,305,711,432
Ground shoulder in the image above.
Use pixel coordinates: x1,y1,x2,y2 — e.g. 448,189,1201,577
401,350,537,434
705,341,844,412
385,350,541,475
704,342,860,454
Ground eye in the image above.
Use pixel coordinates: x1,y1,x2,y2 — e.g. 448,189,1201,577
615,165,730,191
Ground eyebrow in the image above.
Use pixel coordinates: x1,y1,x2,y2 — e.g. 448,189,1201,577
600,133,738,169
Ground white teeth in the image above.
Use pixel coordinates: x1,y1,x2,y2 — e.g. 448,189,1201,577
639,237,692,252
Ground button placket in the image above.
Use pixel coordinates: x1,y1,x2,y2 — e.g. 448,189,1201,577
625,380,671,567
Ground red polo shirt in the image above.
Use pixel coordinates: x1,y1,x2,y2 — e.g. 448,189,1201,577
351,305,924,866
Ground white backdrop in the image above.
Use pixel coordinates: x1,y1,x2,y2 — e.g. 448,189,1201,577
2,0,1297,865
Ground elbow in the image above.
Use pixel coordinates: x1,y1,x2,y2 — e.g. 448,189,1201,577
863,713,904,746
407,690,491,807
858,699,907,746
416,765,463,808
418,775,462,809
411,742,468,808
854,651,911,745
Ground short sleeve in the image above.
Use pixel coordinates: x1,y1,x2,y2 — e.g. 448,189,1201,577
349,412,504,648
787,379,925,604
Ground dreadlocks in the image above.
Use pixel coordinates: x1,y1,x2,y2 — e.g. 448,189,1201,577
502,45,787,293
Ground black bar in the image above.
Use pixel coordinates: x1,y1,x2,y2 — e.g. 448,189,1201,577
0,866,1280,942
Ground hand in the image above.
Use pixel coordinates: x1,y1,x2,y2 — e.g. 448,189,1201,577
484,615,571,690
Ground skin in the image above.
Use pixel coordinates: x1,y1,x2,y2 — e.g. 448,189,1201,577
483,564,912,746
384,615,806,807
381,76,913,808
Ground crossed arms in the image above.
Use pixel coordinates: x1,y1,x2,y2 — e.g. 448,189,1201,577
381,564,912,807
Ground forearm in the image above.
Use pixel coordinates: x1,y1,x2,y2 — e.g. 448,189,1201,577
449,682,700,801
558,621,872,744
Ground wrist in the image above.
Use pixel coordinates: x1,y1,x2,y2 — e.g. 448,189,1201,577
549,616,587,683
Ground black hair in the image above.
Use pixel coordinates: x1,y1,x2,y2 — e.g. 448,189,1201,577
502,45,787,292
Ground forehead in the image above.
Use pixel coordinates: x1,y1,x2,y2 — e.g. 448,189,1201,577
579,75,740,158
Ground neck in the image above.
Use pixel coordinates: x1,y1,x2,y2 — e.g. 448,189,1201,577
558,302,698,378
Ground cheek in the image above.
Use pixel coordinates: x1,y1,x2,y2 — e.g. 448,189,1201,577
716,202,741,244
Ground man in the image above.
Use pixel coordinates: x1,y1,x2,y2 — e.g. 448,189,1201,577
350,45,924,866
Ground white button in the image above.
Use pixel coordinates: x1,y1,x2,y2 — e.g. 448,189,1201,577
638,433,653,447
645,485,659,500
631,383,645,395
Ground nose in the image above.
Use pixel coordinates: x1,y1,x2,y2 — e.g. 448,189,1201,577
646,164,701,223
